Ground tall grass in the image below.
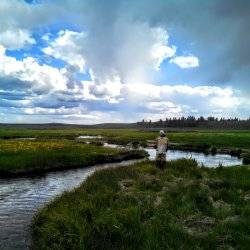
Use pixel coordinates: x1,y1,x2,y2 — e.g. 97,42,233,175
0,139,147,176
32,159,250,249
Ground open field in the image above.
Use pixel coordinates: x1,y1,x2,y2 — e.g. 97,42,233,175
1,128,250,148
32,159,250,249
0,128,156,141
0,139,147,176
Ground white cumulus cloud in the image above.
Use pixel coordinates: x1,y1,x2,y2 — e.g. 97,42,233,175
43,30,86,72
170,55,199,68
0,45,68,92
0,29,36,50
150,28,176,70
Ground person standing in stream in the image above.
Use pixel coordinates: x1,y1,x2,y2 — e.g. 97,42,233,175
156,130,169,169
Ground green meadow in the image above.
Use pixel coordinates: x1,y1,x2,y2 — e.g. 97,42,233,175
0,128,249,248
1,128,250,167
0,139,146,176
32,159,250,249
1,127,250,148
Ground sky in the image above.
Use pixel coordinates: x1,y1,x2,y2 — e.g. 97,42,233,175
0,0,249,124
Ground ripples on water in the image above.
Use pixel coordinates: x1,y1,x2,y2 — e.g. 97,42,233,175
0,147,242,249
145,148,242,167
103,143,242,167
0,160,139,249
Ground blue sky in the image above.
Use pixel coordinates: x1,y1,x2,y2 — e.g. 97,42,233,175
0,0,249,124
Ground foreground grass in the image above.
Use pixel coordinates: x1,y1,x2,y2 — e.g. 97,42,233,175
0,139,146,176
32,159,250,249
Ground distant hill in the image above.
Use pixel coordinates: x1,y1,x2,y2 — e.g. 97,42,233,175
0,123,137,129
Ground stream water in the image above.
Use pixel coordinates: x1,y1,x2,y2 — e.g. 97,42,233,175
104,143,242,167
77,135,103,139
145,148,242,167
0,145,242,249
0,159,140,250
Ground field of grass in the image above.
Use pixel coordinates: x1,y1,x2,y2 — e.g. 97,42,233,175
1,128,250,163
32,159,250,249
1,128,250,149
169,131,250,149
0,128,156,145
0,139,147,176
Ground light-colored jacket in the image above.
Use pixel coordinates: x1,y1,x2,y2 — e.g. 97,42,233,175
156,136,169,154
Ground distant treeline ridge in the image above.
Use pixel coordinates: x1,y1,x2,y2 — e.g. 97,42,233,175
137,116,250,129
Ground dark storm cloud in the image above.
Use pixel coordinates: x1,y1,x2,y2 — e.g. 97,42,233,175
122,0,250,92
0,77,30,91
59,0,250,92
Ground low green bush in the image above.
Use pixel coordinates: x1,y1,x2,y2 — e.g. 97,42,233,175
242,152,250,164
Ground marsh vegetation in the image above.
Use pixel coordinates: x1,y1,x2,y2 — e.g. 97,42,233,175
1,127,250,174
0,139,147,176
32,159,250,249
0,128,249,249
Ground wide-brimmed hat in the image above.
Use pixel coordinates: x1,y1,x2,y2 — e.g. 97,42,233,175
159,130,165,135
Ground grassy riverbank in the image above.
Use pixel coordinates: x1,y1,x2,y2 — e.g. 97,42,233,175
0,139,147,177
32,159,250,249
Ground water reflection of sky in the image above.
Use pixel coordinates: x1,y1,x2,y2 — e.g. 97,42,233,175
103,143,242,167
77,135,103,139
145,148,242,167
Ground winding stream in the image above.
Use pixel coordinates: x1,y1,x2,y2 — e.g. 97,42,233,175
0,159,140,249
0,145,242,249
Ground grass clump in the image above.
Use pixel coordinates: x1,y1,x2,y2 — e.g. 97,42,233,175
32,159,250,249
0,139,147,176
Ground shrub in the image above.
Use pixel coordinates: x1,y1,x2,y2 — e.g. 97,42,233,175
210,146,217,155
242,152,250,164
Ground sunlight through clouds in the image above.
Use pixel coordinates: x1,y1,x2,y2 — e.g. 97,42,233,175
0,0,249,123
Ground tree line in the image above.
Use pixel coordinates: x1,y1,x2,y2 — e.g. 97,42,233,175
137,116,250,129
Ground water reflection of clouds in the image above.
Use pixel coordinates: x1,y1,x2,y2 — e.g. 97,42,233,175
77,135,103,139
145,148,242,167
